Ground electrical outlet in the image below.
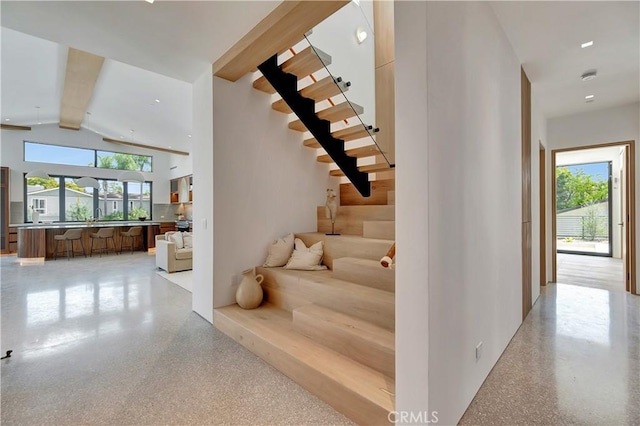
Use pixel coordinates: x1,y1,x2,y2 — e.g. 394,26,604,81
475,342,483,361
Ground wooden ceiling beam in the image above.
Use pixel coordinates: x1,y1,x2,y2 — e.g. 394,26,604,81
1,124,31,131
59,48,105,130
213,0,349,82
103,137,190,156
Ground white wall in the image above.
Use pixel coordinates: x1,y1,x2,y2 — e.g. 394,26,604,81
395,0,429,420
212,73,336,309
191,68,214,323
548,102,640,294
168,152,193,180
396,2,524,424
0,124,171,216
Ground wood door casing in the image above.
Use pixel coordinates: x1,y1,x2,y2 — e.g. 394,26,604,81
551,140,636,295
521,68,532,319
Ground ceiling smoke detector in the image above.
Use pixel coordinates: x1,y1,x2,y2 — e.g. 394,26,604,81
581,70,597,81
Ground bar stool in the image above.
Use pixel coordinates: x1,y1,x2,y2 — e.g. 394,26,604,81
89,227,117,257
120,226,144,254
54,229,86,260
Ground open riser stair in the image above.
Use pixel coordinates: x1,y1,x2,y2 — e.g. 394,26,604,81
249,39,395,197
215,33,398,425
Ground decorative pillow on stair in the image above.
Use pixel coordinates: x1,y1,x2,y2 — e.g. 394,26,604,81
284,238,327,271
263,233,294,267
166,231,184,249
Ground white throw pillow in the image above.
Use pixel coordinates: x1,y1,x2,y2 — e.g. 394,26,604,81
167,232,184,249
284,238,327,271
263,233,295,267
183,232,193,249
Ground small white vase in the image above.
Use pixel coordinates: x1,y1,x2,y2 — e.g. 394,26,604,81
236,269,264,309
32,210,40,223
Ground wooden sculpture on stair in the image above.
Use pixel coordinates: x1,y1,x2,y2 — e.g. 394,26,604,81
325,188,340,235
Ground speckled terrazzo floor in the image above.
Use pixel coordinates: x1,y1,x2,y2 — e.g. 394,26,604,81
0,254,352,425
460,283,640,426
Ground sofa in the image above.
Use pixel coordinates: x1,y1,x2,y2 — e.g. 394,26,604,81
156,232,192,273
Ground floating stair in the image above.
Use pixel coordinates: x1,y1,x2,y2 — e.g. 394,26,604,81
293,304,395,379
289,101,363,132
303,124,377,148
258,54,370,197
332,257,395,293
330,163,395,177
214,304,394,425
363,220,395,240
317,144,381,163
316,205,394,236
253,46,332,94
272,76,350,114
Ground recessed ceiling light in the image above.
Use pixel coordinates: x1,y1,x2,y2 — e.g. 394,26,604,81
155,99,160,103
581,70,597,81
168,145,172,148
120,136,125,139
145,0,154,3
187,134,192,138
581,41,594,48
585,95,595,100
4,118,10,121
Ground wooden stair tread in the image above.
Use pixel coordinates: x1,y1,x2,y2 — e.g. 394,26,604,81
253,46,331,94
258,265,394,331
289,101,364,132
304,124,376,148
332,257,395,293
362,220,396,240
330,163,394,176
272,76,348,114
316,205,395,236
294,304,394,349
317,144,380,163
214,304,395,423
293,304,395,378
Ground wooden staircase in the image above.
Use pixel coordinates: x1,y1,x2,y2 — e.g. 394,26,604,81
214,36,397,426
251,41,394,198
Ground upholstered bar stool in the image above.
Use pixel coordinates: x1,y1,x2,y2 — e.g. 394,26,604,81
54,229,86,260
89,227,117,257
120,226,144,254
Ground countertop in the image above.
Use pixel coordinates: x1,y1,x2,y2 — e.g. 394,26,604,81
10,221,162,230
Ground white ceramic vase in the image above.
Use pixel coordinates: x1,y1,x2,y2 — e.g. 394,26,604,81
32,210,40,223
236,269,264,309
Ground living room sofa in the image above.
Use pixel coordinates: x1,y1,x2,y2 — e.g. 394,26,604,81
156,232,192,273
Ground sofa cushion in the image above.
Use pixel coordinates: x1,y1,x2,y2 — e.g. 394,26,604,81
175,248,192,260
183,232,193,249
166,231,184,249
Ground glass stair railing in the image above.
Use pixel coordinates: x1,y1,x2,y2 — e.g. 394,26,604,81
254,1,392,197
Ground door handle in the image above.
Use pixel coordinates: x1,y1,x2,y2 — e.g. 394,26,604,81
618,223,624,226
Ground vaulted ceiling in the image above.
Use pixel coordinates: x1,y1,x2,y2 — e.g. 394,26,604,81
1,1,638,153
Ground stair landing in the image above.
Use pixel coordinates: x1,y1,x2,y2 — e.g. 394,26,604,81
214,304,394,425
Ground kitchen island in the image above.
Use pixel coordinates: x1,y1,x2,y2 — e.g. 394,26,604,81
11,221,175,260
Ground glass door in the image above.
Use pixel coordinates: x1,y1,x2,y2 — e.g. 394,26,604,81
556,161,612,256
